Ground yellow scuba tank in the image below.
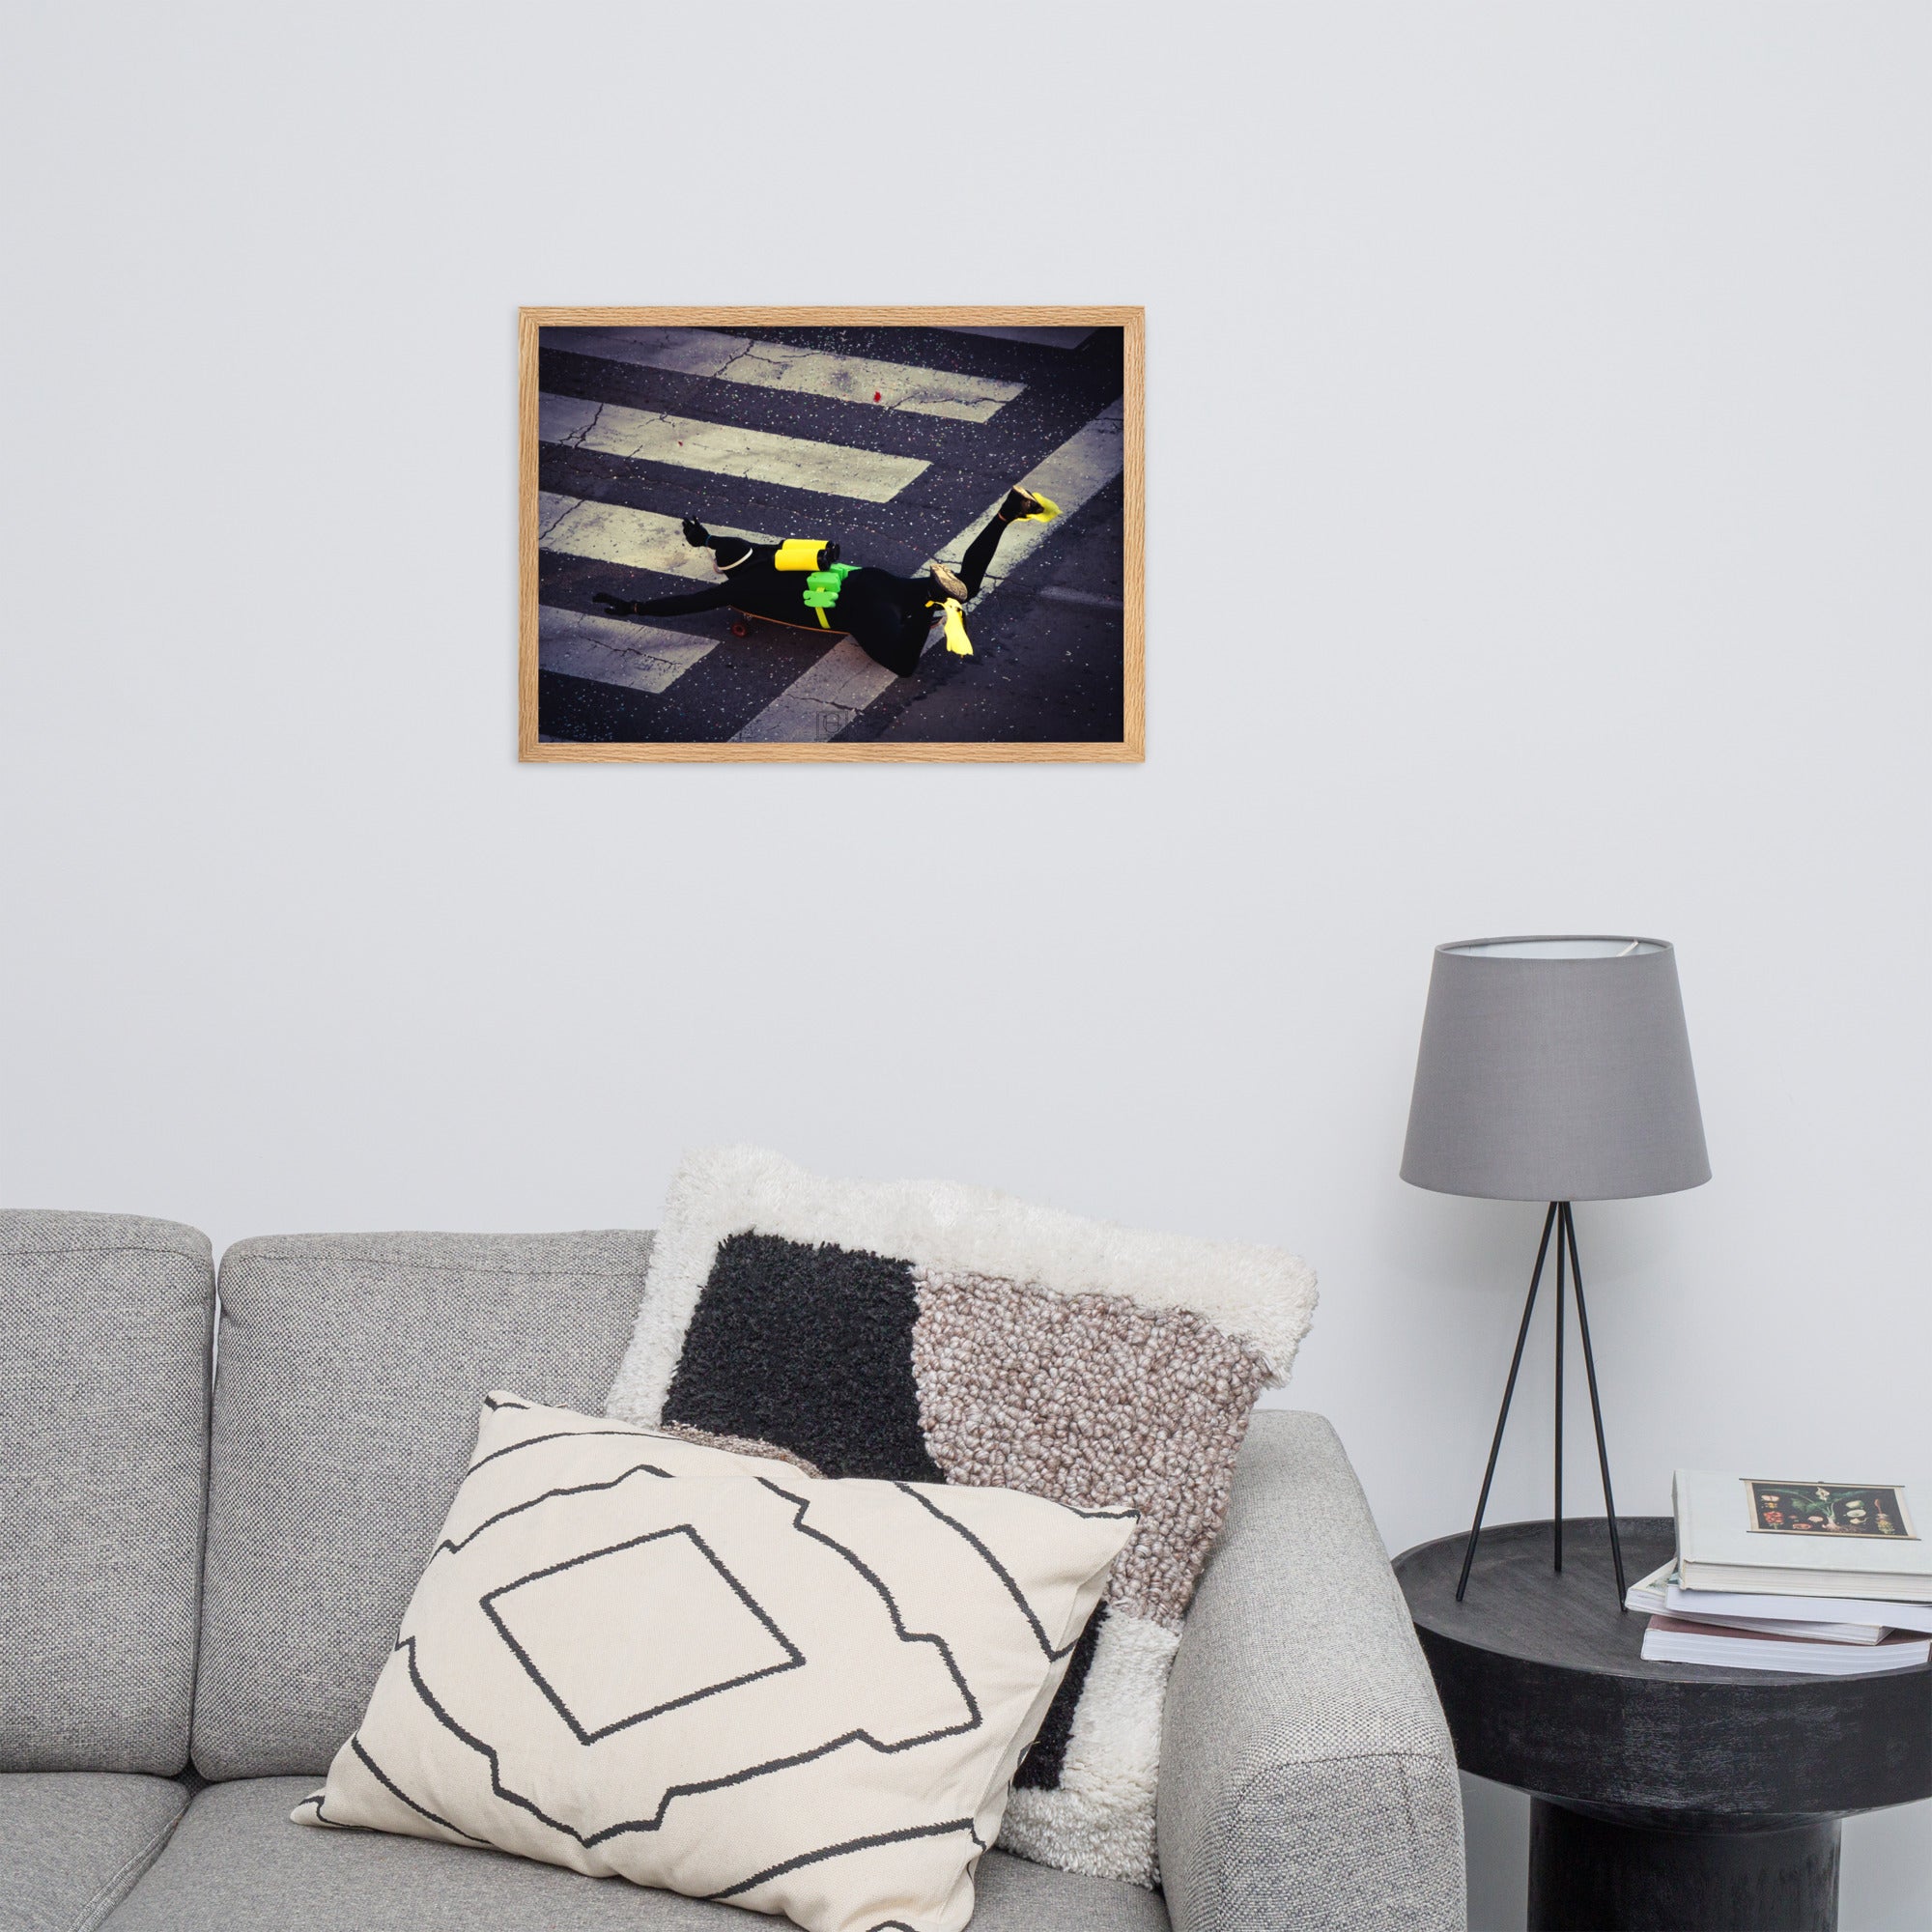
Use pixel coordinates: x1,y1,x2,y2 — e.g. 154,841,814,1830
775,539,838,572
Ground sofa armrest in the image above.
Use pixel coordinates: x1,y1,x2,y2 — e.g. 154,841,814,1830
1157,1410,1464,1932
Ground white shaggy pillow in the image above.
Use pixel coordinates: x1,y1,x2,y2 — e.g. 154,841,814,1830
605,1146,1319,1886
295,1395,1133,1932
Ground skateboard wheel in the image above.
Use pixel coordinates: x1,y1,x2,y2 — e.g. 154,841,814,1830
730,620,750,637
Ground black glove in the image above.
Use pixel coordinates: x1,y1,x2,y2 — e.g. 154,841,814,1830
681,518,710,547
591,591,638,616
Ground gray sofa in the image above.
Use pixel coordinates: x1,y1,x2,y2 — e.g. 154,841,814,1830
0,1210,1465,1932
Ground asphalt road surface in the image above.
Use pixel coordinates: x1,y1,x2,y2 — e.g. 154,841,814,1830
534,325,1126,747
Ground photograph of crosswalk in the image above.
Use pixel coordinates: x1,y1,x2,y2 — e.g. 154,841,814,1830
519,310,1141,760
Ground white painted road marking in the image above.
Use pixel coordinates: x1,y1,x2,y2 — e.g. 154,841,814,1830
540,394,928,503
727,632,915,745
730,397,1126,745
929,397,1125,595
538,605,717,695
544,327,1025,423
536,494,773,574
731,638,899,744
942,326,1096,350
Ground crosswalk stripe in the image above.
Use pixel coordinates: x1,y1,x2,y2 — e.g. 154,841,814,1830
929,396,1125,594
730,638,895,744
540,393,928,503
731,397,1127,745
942,326,1096,350
538,605,717,695
546,327,1025,423
537,493,774,575
540,392,929,503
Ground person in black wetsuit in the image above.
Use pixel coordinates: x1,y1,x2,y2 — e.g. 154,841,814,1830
590,486,1055,678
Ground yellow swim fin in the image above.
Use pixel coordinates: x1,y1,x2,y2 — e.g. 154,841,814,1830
938,598,973,656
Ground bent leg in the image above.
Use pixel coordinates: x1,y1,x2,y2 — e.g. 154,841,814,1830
950,485,1053,597
952,504,1016,599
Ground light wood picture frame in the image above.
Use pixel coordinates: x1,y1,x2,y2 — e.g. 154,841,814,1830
519,306,1143,762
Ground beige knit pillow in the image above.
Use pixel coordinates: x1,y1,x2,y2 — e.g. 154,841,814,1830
295,1395,1133,1932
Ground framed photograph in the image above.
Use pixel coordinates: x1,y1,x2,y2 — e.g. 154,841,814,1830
519,306,1143,762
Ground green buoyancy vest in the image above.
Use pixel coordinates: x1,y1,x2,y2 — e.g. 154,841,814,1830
802,562,857,626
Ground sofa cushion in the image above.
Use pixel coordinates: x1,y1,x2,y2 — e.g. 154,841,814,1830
191,1232,655,1778
100,1778,1169,1931
0,1212,214,1774
0,1771,188,1932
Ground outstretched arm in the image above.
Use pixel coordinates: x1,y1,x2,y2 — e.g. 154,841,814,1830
592,585,733,617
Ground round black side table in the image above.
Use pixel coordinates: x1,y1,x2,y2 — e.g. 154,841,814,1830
1395,1518,1932,1932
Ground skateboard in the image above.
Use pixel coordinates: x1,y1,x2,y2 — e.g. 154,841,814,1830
728,609,849,640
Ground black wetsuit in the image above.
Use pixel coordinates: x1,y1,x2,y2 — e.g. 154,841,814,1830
607,502,1021,678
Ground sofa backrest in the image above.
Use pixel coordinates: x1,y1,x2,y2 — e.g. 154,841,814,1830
190,1230,655,1778
0,1211,215,1774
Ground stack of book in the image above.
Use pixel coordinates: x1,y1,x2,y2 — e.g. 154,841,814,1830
1634,1471,1932,1675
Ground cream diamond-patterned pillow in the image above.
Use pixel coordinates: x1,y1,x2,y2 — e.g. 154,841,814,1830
295,1395,1133,1932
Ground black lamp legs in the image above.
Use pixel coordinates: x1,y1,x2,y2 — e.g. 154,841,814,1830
1567,1204,1628,1604
1454,1202,1628,1608
1554,1202,1565,1573
1454,1205,1556,1601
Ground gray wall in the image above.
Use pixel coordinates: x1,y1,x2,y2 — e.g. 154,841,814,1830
2,6,1927,1925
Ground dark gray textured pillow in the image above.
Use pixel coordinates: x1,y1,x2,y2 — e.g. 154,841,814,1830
0,1210,214,1774
192,1230,654,1777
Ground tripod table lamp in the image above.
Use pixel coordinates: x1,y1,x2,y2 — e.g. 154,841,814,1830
1401,936,1710,1606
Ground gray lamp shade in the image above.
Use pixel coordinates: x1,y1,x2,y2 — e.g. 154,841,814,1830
1401,936,1710,1203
